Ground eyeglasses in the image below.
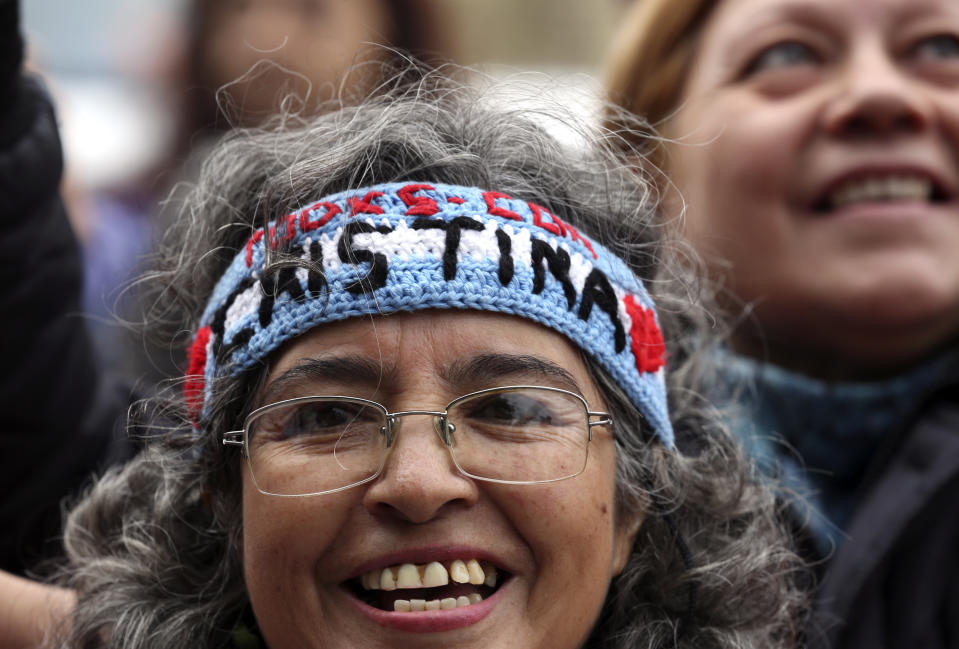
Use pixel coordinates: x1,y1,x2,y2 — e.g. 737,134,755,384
223,385,612,497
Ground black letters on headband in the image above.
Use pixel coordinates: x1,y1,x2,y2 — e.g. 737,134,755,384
530,238,577,310
213,221,627,364
579,268,626,353
338,221,393,294
411,216,486,281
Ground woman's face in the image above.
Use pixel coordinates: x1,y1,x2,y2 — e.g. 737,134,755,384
240,311,640,649
201,0,391,125
667,0,959,376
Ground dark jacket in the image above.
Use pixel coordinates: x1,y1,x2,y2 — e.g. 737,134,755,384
810,383,959,649
0,62,134,575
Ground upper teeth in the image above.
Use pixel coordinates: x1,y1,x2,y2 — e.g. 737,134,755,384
830,175,933,209
361,559,497,591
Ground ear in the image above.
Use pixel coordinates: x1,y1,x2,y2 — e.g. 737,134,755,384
611,509,645,577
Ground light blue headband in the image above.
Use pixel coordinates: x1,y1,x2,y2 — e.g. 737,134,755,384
185,182,673,446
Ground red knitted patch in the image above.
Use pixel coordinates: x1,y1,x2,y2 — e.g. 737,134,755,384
483,191,523,221
530,203,564,236
284,213,297,241
184,326,212,426
560,221,597,259
348,191,385,216
398,183,440,216
300,201,342,232
245,230,265,266
624,295,665,373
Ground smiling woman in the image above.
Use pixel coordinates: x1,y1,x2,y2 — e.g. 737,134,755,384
51,70,804,649
605,1,959,647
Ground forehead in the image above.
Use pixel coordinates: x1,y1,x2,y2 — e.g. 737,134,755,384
705,0,958,34
265,310,593,386
681,0,959,87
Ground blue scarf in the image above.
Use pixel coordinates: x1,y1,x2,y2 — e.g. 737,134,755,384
713,348,957,556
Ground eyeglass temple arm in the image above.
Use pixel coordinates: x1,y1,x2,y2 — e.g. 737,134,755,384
223,431,244,446
587,411,612,428
588,410,613,422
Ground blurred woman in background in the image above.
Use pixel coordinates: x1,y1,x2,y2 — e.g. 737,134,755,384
82,0,453,383
604,0,959,647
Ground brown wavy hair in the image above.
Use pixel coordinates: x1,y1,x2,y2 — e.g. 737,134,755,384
603,0,719,172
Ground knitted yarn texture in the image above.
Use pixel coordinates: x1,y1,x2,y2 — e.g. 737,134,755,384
186,182,672,445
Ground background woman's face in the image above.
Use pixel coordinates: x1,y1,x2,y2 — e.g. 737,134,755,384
240,311,639,649
201,0,391,124
668,0,959,375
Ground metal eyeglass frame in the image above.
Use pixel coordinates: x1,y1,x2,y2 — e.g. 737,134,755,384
222,385,613,497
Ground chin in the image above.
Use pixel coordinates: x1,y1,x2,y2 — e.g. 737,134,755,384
836,273,959,332
741,281,959,378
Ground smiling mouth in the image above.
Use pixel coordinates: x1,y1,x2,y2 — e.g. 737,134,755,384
351,559,502,612
814,174,950,212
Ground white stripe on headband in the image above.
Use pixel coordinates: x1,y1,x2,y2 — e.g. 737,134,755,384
185,182,673,446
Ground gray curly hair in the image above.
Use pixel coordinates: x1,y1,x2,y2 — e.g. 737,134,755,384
53,67,805,649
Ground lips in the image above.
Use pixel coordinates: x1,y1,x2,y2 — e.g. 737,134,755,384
350,558,504,613
829,174,933,208
811,168,953,213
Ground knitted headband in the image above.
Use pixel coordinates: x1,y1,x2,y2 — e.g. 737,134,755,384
185,182,673,446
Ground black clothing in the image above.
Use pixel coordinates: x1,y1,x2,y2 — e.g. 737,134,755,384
0,72,134,576
809,385,959,649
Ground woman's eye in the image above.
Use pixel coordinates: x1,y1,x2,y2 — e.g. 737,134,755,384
468,395,553,426
281,403,375,437
911,34,959,61
744,41,819,76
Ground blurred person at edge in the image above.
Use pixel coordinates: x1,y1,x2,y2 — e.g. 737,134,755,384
178,0,451,137
79,0,452,382
604,0,959,648
0,1,107,647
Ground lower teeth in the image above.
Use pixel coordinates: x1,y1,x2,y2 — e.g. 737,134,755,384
393,593,483,612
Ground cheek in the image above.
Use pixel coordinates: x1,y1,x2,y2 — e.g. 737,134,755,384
509,451,621,646
937,90,959,158
670,104,809,276
511,448,619,578
241,480,345,601
242,492,289,628
242,483,299,599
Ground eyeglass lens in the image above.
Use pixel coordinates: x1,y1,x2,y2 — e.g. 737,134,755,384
245,388,590,496
447,388,588,483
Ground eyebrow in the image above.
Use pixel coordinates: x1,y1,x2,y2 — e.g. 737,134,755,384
442,353,583,395
258,351,584,405
725,0,837,37
258,355,392,405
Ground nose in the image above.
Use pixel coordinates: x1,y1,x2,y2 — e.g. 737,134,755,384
821,40,932,137
363,413,479,523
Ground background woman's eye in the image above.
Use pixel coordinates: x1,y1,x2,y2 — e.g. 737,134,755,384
911,34,959,61
744,41,818,76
